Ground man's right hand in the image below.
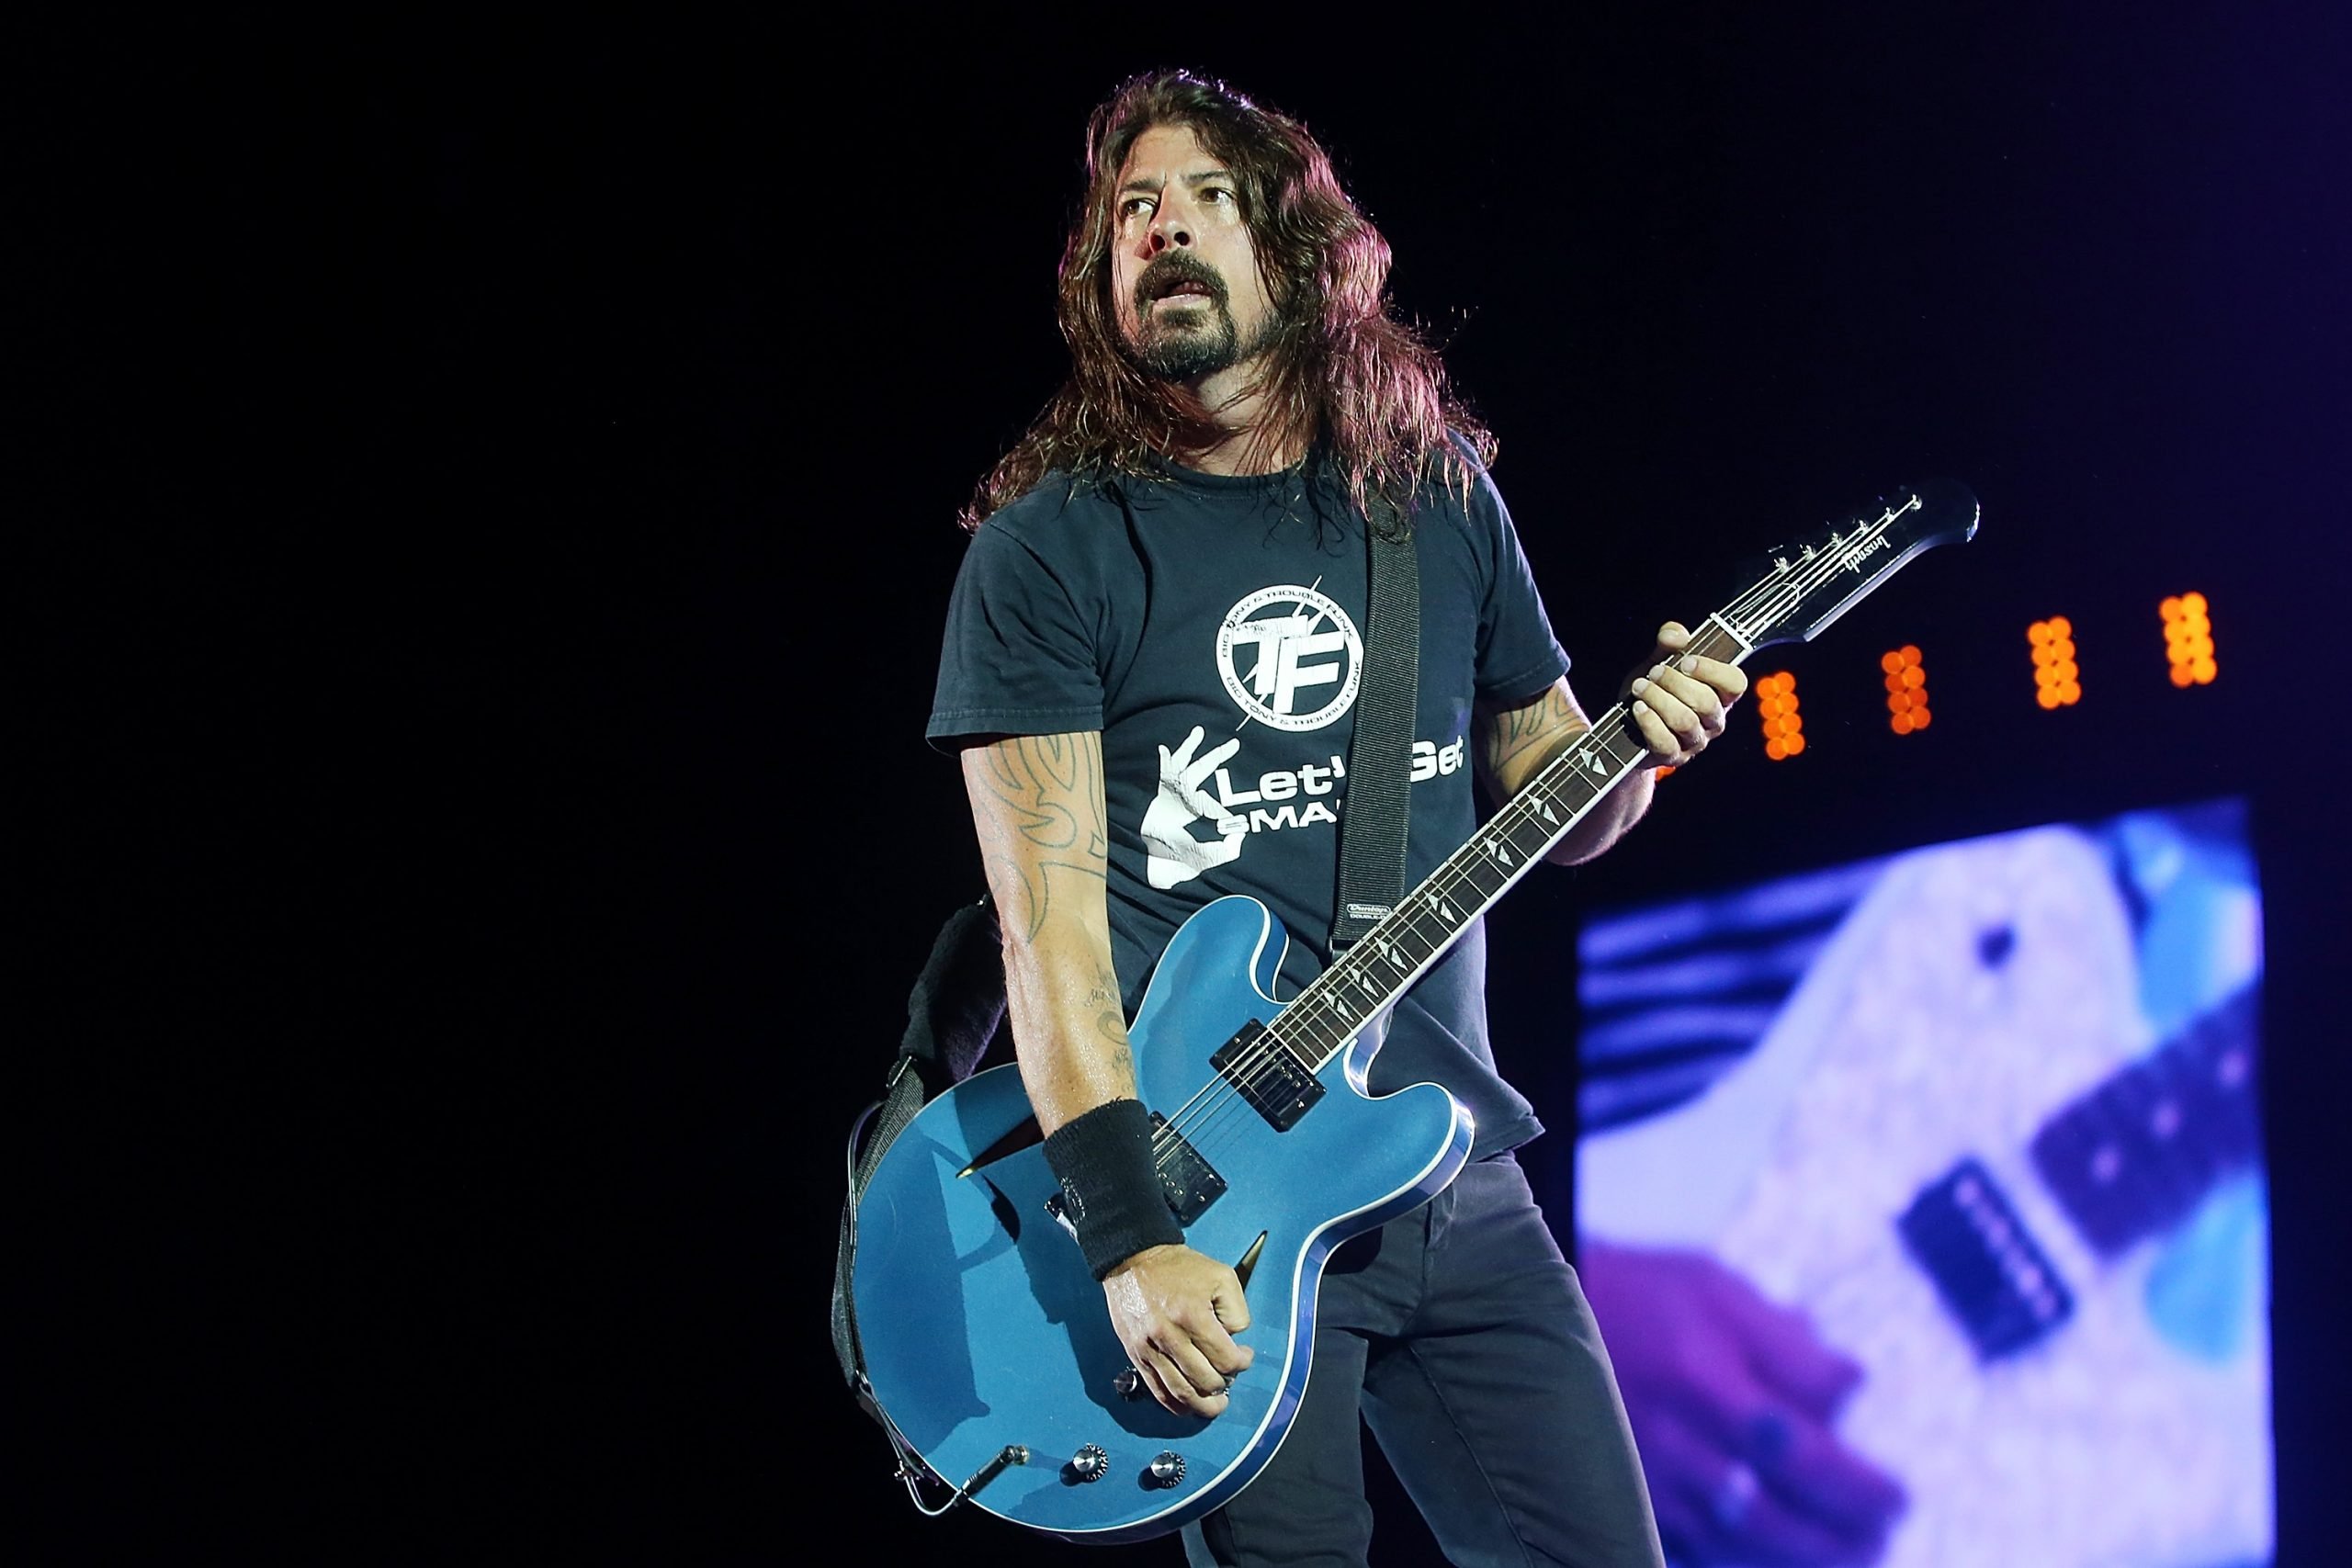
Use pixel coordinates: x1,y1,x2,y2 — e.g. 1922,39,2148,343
1102,1243,1256,1416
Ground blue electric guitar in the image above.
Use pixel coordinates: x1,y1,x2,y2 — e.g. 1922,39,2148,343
848,480,1980,1542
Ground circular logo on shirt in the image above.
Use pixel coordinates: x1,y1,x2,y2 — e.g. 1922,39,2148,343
1215,584,1363,732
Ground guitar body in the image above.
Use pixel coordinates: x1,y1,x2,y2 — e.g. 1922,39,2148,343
851,895,1473,1542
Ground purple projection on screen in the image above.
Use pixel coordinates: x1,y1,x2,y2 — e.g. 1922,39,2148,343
1574,802,2271,1568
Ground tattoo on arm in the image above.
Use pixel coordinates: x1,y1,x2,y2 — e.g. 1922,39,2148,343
1478,683,1589,789
1085,964,1129,1055
967,733,1111,942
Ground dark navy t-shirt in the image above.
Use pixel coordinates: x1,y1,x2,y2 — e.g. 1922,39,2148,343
928,450,1569,1158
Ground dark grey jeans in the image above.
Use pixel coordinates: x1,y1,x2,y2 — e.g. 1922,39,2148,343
1182,1155,1665,1568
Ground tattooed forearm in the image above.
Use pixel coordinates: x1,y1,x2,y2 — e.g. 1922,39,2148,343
976,732,1087,848
960,733,1137,1126
967,733,1111,941
1477,677,1658,868
1478,682,1589,791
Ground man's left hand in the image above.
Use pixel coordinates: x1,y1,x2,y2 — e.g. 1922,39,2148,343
1626,622,1747,769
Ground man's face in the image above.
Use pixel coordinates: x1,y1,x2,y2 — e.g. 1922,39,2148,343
1109,123,1280,382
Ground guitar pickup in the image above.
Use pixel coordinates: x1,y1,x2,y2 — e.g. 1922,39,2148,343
1898,1156,2074,1360
1211,1021,1325,1132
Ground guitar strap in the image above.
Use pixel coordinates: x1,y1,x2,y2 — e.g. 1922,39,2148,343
1330,508,1419,953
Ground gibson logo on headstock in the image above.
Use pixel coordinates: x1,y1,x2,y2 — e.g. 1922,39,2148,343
1838,531,1892,572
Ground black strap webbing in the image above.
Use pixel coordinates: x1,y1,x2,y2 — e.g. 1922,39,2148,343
1331,517,1419,953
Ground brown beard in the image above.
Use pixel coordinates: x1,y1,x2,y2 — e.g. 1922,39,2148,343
1128,254,1275,379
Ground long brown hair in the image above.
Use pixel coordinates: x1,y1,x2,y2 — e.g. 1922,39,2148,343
961,70,1494,532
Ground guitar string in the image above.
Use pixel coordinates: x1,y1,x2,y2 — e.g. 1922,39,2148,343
1150,507,1901,1169
1165,719,1642,1159
1153,507,1901,1169
1153,718,1650,1171
1153,629,1724,1154
1172,504,1899,1131
1150,731,1641,1162
1148,505,1910,1171
1163,731,1640,1166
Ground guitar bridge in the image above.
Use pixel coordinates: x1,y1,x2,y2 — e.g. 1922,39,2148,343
1211,1021,1325,1132
1149,1112,1226,1224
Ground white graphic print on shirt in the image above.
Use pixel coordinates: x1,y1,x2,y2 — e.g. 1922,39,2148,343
1139,727,1469,888
1142,583,1468,889
1143,726,1250,890
1216,582,1363,732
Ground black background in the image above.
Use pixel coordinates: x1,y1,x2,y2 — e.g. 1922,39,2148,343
28,8,2351,1562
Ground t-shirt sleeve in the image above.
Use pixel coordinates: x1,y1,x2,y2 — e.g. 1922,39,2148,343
1464,457,1571,705
926,523,1105,749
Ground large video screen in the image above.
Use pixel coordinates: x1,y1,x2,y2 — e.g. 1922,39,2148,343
1574,800,2269,1567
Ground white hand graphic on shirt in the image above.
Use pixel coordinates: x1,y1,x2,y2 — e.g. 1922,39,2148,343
1142,726,1248,889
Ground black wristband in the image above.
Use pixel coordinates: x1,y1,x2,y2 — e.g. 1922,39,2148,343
1042,1098,1183,1280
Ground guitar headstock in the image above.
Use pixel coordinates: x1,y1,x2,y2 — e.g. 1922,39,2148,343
1719,479,1980,652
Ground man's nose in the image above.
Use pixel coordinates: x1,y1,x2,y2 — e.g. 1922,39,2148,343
1148,204,1193,253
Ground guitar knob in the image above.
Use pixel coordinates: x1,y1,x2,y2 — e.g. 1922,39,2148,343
1067,1443,1108,1483
1113,1367,1146,1399
1148,1450,1187,1489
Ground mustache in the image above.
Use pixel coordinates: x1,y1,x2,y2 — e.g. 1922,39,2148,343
1133,253,1229,313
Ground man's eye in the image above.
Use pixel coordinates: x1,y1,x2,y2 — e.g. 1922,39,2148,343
1120,197,1155,219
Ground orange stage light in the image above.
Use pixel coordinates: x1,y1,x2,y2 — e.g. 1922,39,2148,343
2160,592,2217,686
1883,644,1933,735
1757,671,1803,760
2029,618,2082,707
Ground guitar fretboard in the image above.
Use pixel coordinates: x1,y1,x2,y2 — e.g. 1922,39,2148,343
1238,484,1964,1084
1272,621,1751,1075
2029,985,2260,1258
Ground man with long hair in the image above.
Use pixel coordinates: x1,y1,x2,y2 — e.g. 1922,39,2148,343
929,70,1742,1566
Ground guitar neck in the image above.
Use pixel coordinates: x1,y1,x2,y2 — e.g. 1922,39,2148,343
2028,986,2261,1258
1262,479,1975,1077
1276,618,1754,1075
